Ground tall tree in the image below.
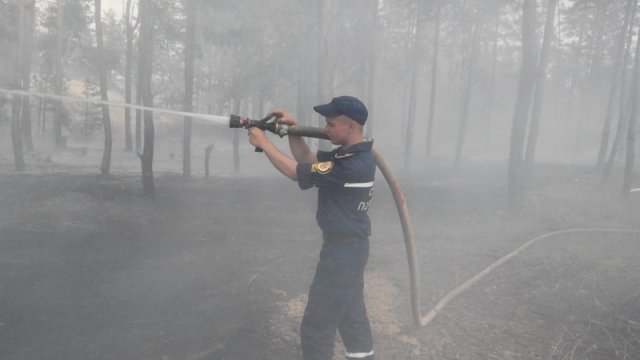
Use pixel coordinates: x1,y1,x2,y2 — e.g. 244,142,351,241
622,16,640,196
603,2,637,179
317,0,337,152
183,0,197,178
19,0,35,152
123,0,135,151
296,0,320,127
365,0,380,138
53,0,65,148
425,0,440,158
485,3,501,152
95,0,113,176
11,1,26,171
454,0,481,169
508,0,538,210
596,0,636,170
139,0,155,197
524,0,559,174
402,1,425,171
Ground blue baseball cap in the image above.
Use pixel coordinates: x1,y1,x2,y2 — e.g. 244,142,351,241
313,96,368,125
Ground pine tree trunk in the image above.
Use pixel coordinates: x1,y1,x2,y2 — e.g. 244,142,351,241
454,0,480,169
183,0,197,178
95,0,112,177
53,0,65,148
317,0,334,152
485,7,500,152
124,0,134,151
596,0,636,170
365,0,379,138
603,4,637,179
403,3,424,171
11,1,26,171
508,0,538,210
204,144,213,178
139,0,155,197
135,75,142,153
524,0,559,175
426,1,440,158
622,15,640,196
11,96,26,172
296,0,319,126
20,0,35,152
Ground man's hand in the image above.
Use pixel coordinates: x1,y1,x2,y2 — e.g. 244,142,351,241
269,108,316,163
248,126,298,181
248,127,271,149
269,109,297,127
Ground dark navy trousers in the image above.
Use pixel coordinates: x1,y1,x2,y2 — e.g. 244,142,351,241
301,238,374,360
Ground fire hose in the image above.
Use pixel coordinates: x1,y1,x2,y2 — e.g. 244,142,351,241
229,115,640,329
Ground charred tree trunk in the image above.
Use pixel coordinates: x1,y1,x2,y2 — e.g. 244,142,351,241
426,1,440,158
604,8,637,179
139,0,155,197
183,0,197,178
622,19,640,196
20,0,35,152
204,144,213,178
508,0,538,210
11,95,26,171
317,0,335,151
365,0,379,138
454,0,480,169
11,2,25,171
596,0,636,170
403,3,425,171
95,0,113,177
524,0,559,175
135,3,144,155
316,0,327,118
124,0,134,151
296,0,319,127
135,67,143,153
486,6,500,152
53,0,65,148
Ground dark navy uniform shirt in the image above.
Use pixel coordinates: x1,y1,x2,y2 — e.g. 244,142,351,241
296,140,375,239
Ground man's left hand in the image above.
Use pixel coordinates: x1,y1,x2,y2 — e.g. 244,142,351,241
248,127,270,150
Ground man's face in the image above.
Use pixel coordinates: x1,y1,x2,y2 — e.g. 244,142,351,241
324,116,352,145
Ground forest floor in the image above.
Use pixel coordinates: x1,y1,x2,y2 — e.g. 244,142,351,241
0,147,639,360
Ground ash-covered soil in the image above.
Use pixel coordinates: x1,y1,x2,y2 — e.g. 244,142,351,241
0,159,639,359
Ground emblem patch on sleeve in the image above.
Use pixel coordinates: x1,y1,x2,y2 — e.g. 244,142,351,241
312,161,334,174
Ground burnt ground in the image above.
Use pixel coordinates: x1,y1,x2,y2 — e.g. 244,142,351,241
0,154,639,360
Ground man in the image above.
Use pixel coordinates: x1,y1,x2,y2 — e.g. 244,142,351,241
248,96,375,360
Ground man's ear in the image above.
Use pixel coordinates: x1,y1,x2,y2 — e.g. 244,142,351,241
349,120,359,133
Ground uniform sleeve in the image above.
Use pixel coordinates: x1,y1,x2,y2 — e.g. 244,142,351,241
316,151,333,162
296,163,314,190
296,158,359,190
297,150,340,190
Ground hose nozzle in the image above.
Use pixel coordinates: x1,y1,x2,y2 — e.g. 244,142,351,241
229,114,279,152
228,114,276,132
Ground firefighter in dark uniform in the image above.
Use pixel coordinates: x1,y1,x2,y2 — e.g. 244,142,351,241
248,96,375,360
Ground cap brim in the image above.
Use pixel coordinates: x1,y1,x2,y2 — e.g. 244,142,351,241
313,103,342,117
